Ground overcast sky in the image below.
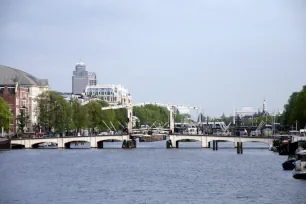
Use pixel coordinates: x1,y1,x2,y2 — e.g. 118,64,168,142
0,0,305,117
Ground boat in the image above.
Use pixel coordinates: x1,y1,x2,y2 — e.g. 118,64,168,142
0,138,11,150
292,150,306,179
37,142,57,149
282,155,297,170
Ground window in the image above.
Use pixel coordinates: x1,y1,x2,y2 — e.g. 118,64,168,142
0,87,4,94
8,88,15,94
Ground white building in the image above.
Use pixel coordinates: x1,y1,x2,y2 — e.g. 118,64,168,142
28,85,49,130
84,84,132,105
236,107,256,117
72,61,97,94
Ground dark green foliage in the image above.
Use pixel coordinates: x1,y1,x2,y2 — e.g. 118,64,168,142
17,106,29,133
282,85,306,129
0,97,13,131
36,96,188,133
36,91,72,134
134,105,170,126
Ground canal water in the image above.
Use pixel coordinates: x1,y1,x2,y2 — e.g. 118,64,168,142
0,141,305,204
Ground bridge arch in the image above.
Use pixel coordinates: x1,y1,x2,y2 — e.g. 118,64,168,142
207,139,235,144
174,136,202,148
31,142,58,149
241,140,270,147
176,138,202,143
96,139,123,148
64,140,90,148
11,143,25,149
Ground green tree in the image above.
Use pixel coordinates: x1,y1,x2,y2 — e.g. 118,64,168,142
71,99,88,134
85,101,103,133
17,106,29,133
36,91,72,135
0,98,12,132
282,85,306,130
134,105,170,126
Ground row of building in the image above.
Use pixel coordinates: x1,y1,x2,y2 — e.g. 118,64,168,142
72,61,132,105
0,61,132,133
0,65,49,133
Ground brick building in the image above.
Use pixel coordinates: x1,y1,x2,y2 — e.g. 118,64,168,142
0,84,30,132
0,65,49,133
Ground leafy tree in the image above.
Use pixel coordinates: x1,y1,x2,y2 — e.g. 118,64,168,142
0,97,12,132
71,99,88,134
17,106,29,133
282,85,306,130
85,101,103,133
36,91,72,134
134,105,171,126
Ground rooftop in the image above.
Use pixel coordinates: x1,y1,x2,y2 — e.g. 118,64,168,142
0,65,49,86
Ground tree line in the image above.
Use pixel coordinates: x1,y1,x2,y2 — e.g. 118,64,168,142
34,91,187,135
282,85,306,130
4,85,304,135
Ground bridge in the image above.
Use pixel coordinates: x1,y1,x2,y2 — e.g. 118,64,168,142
10,134,273,149
11,135,129,149
170,135,273,148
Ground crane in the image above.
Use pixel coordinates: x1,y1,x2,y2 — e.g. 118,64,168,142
101,102,199,134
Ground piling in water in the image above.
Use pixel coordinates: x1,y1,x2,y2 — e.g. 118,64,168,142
237,142,243,154
240,142,243,154
166,140,172,148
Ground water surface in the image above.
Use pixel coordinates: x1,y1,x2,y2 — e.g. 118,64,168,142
0,142,305,204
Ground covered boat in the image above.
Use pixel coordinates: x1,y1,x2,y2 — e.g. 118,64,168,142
0,138,11,150
282,155,297,170
293,150,306,179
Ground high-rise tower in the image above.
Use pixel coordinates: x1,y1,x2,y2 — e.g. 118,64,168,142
72,60,97,94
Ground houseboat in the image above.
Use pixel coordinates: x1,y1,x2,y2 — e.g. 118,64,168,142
292,150,306,179
0,138,11,150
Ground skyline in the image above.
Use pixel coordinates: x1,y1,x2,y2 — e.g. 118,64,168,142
1,0,306,117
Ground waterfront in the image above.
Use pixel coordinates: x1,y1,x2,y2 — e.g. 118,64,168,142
0,142,305,204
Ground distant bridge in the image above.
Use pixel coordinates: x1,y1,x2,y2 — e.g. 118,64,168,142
11,135,129,149
10,134,273,149
170,135,273,148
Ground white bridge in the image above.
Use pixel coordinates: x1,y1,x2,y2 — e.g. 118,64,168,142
10,135,273,149
11,135,129,149
170,135,273,148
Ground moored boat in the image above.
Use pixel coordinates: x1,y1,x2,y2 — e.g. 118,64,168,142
37,142,57,149
282,155,297,170
0,138,11,150
293,150,306,179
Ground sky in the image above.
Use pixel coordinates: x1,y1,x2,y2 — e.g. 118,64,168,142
0,0,305,117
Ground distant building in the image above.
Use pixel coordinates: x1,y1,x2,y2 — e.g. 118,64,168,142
84,84,132,105
261,100,269,116
72,61,97,94
236,107,256,117
0,65,49,133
